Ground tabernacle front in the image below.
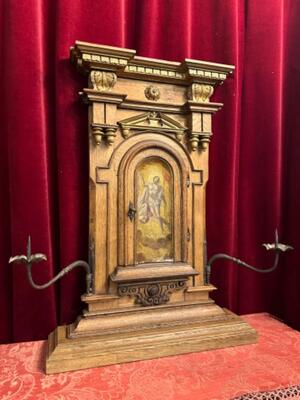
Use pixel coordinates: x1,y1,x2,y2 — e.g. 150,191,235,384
46,41,257,373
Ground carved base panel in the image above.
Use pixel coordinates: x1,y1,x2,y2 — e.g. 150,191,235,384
46,307,257,374
117,279,187,306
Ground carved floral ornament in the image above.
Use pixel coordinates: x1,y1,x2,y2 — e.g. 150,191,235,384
89,70,117,92
189,84,214,102
118,280,187,306
144,85,160,101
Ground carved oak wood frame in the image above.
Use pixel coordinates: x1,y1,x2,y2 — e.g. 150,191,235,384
45,42,257,374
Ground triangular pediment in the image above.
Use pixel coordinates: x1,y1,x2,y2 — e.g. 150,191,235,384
118,111,187,139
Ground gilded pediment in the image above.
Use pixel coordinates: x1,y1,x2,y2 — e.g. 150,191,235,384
118,111,187,141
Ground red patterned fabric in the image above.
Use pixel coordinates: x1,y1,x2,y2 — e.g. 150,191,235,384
1,314,300,400
1,1,300,343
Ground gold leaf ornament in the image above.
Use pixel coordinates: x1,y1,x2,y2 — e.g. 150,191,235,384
90,71,117,92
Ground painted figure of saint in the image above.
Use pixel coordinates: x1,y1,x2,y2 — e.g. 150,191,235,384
138,176,169,232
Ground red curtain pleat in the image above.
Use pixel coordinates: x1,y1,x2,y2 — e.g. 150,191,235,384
236,0,286,314
278,0,300,327
0,0,299,343
2,0,58,341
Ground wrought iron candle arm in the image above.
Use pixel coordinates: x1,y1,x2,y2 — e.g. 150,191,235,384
9,236,93,295
9,231,292,293
205,230,293,285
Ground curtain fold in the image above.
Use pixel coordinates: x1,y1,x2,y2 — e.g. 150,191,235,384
1,0,299,342
278,0,300,329
236,0,286,314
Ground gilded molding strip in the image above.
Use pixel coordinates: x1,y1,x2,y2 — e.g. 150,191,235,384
83,53,128,65
125,65,185,79
71,41,235,85
188,68,227,80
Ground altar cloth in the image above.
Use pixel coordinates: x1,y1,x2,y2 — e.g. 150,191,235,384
1,313,300,400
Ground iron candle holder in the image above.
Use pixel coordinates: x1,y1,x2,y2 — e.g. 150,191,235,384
205,229,293,285
9,236,93,295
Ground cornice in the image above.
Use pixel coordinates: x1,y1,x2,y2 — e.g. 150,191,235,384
70,41,234,85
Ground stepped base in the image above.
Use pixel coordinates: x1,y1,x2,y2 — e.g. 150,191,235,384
46,306,257,374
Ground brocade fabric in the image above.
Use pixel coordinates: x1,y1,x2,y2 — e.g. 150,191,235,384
1,314,300,400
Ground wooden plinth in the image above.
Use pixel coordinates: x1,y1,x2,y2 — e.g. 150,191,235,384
46,300,257,374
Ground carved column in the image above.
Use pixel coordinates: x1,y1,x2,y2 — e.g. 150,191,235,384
188,84,214,150
184,60,232,151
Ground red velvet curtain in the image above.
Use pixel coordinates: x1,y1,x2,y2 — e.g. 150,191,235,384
1,0,299,343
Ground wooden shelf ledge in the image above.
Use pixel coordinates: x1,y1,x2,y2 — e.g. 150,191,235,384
110,262,198,283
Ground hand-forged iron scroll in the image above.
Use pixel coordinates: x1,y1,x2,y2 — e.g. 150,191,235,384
205,230,293,285
9,236,93,295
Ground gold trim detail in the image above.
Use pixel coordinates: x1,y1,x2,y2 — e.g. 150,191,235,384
83,53,128,65
89,71,117,92
71,41,234,84
189,84,214,102
126,65,185,79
